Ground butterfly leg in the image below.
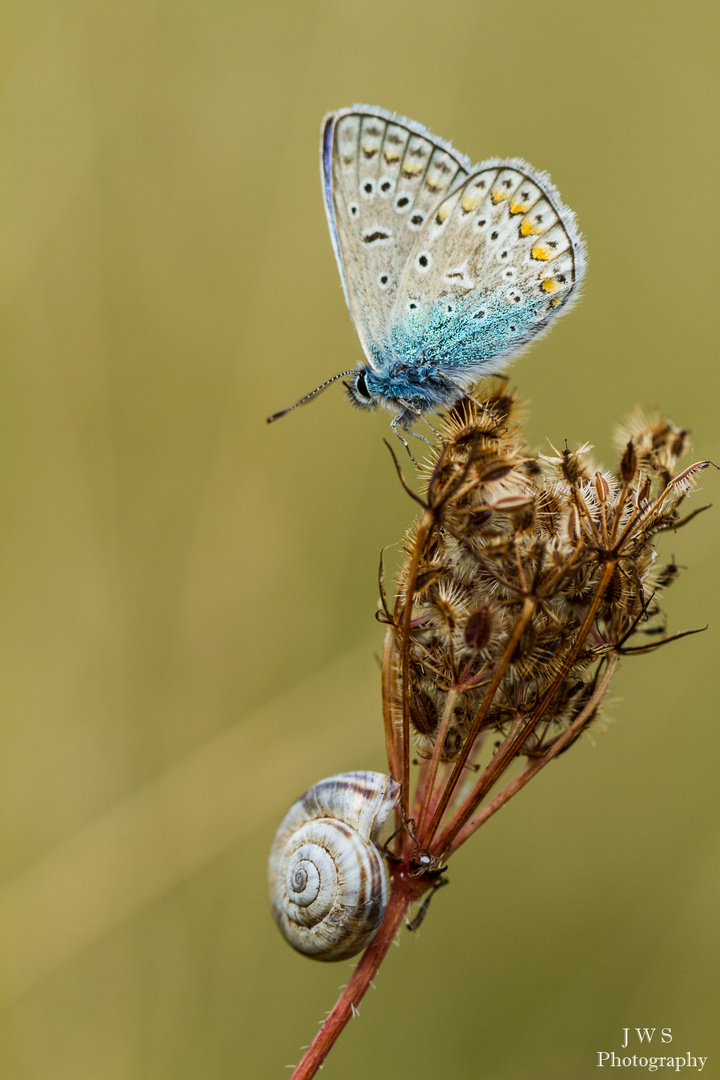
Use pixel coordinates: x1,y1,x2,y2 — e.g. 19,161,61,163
421,415,442,440
462,392,491,413
391,404,434,464
396,400,436,449
408,428,433,448
390,416,419,465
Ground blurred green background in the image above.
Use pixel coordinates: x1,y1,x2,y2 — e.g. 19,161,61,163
1,1,718,1077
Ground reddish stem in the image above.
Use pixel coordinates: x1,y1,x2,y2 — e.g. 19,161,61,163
419,598,536,847
290,868,430,1080
433,559,616,854
447,653,620,854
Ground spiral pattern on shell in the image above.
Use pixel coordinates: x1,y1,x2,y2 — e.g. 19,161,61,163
268,771,400,961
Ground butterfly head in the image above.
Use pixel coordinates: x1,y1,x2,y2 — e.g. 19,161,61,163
344,367,380,412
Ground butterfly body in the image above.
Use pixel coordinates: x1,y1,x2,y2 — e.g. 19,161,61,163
346,284,551,425
268,106,586,444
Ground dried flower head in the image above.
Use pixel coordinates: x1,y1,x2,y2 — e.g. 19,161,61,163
290,381,711,1080
380,380,710,860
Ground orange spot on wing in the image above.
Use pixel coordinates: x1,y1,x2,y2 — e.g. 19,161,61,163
461,193,483,213
531,246,551,261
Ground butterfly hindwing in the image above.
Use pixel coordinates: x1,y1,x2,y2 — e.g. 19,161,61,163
388,162,586,385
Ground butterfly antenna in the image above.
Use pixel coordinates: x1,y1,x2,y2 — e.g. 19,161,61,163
266,370,357,424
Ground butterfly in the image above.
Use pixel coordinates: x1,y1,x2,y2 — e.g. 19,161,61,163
268,105,586,453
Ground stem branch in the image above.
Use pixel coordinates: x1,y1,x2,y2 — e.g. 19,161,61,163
399,511,434,821
447,653,620,853
434,559,617,854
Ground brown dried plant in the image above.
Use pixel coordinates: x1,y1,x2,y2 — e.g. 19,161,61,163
291,381,711,1079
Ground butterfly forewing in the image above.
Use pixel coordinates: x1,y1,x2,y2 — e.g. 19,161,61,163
322,107,471,367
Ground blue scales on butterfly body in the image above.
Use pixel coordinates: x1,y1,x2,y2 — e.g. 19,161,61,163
269,105,586,449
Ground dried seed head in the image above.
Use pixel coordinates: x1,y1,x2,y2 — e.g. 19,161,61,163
541,441,594,485
413,566,443,596
409,686,440,738
390,384,708,766
463,606,493,652
594,471,611,503
621,440,638,483
615,411,693,481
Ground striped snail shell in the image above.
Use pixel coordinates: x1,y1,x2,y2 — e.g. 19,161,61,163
268,771,400,961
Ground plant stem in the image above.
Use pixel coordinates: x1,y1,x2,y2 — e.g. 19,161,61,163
415,686,459,837
419,598,536,846
433,559,617,854
447,653,620,854
381,627,402,786
290,869,430,1080
399,510,434,821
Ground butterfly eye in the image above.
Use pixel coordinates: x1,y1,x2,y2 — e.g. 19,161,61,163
355,370,373,401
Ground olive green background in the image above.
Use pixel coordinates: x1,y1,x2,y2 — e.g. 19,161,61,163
1,2,718,1078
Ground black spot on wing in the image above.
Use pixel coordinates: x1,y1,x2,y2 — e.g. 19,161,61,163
362,230,390,244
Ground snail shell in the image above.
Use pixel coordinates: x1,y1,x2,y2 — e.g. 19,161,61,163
268,771,400,961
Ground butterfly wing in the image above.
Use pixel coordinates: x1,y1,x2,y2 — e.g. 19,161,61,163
321,106,471,369
388,161,587,387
